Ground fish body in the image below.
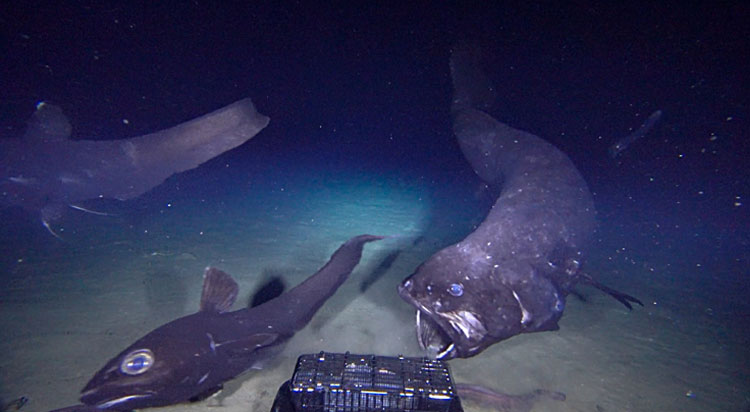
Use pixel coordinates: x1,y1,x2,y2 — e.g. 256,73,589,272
609,109,662,158
68,234,382,410
1,99,269,234
399,47,641,359
456,383,565,412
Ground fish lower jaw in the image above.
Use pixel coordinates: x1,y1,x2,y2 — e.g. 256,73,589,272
81,392,153,409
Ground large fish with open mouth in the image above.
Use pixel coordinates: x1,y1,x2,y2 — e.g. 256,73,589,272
398,47,641,360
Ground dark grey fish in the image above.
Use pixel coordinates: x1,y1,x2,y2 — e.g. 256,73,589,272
48,235,381,411
1,397,28,412
609,109,662,158
399,46,642,360
455,383,565,412
0,99,269,237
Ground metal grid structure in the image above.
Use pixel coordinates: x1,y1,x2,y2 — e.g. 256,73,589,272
285,352,463,412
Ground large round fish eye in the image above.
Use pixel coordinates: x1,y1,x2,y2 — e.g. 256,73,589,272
448,283,464,297
120,349,154,375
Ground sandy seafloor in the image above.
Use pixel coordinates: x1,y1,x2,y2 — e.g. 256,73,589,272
1,169,748,412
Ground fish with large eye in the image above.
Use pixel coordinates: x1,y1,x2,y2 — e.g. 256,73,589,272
120,349,154,375
59,235,382,412
398,47,644,361
448,283,464,297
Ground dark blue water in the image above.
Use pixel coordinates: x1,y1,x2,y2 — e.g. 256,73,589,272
1,2,747,411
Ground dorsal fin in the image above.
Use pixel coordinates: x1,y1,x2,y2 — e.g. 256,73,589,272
200,267,239,313
25,101,72,142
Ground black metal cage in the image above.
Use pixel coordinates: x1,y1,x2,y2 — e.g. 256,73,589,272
270,352,464,412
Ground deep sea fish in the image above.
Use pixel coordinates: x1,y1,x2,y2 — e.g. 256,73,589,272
48,234,382,411
399,47,642,359
0,397,28,412
455,383,565,412
609,109,662,158
0,98,269,238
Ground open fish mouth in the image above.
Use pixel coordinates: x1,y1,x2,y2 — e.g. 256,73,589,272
414,308,488,360
415,310,455,359
399,279,488,359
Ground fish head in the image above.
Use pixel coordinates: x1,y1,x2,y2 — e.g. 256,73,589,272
399,243,566,359
79,313,224,410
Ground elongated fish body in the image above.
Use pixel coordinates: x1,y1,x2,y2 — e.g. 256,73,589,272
609,109,662,158
1,98,269,236
69,234,382,410
455,383,565,412
399,47,641,359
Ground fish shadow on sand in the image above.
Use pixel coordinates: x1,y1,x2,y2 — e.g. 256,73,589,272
247,268,288,308
359,249,402,293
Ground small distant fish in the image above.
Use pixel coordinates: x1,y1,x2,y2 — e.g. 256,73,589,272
1,397,28,412
609,110,663,158
455,383,565,412
144,251,197,260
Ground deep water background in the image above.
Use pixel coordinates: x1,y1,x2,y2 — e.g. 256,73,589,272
0,2,748,411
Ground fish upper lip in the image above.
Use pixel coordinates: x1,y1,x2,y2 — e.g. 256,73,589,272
425,309,487,354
